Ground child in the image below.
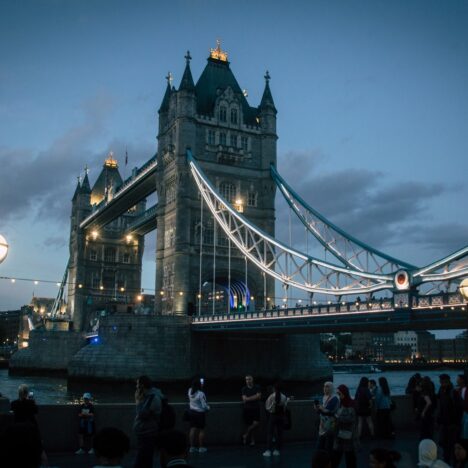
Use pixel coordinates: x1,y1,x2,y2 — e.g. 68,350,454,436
75,392,95,455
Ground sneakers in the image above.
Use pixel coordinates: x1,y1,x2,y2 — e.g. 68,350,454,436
263,450,272,457
75,448,85,455
198,447,208,453
273,449,280,456
189,447,197,453
88,448,94,455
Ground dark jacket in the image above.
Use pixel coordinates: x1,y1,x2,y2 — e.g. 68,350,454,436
133,387,163,437
437,385,462,425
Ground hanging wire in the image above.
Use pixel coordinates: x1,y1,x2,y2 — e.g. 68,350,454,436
198,196,203,316
228,216,231,314
212,219,217,316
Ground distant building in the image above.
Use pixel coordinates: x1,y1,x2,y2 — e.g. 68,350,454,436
0,309,22,349
394,331,418,355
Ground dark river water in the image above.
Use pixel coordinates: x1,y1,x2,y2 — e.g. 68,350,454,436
0,368,462,405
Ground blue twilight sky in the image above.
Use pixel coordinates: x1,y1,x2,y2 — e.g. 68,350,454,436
0,0,467,336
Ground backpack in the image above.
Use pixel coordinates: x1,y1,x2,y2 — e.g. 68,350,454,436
159,397,176,431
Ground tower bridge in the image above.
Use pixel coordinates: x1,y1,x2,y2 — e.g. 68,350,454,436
13,44,466,384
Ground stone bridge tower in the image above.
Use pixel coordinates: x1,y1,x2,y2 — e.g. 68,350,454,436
155,44,277,315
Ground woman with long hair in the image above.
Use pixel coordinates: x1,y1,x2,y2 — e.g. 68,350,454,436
187,377,210,453
331,384,357,468
263,381,288,458
375,376,394,439
354,376,374,439
418,376,436,440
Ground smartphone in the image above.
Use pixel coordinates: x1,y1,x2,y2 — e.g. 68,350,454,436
28,392,34,399
200,378,205,385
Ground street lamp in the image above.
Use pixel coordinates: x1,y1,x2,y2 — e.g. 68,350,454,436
0,234,8,264
460,278,468,302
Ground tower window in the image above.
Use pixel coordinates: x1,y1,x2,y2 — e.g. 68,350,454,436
241,136,249,151
229,133,237,148
207,130,215,145
104,247,116,263
219,182,236,203
219,132,226,146
89,250,97,261
231,108,238,124
247,191,257,207
219,106,227,122
92,276,100,289
122,253,130,264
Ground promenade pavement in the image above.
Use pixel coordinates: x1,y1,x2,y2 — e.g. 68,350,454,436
48,431,420,468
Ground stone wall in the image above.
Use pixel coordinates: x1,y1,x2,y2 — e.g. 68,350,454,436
9,329,85,372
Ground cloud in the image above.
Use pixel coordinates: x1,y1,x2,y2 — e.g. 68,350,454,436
275,150,467,256
0,91,155,227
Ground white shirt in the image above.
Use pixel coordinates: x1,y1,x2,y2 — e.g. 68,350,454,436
188,389,210,412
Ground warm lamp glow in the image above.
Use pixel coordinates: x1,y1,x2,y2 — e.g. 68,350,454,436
136,295,143,302
91,230,98,240
0,234,9,264
460,278,468,301
210,40,228,61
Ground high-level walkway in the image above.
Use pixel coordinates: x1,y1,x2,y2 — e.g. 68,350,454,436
48,431,419,467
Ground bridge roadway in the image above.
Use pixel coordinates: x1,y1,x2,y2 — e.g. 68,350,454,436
80,155,158,231
191,292,467,333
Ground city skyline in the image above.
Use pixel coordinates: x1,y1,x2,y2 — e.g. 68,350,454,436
1,0,467,335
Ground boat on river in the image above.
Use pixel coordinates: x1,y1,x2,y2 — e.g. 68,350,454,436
333,363,382,374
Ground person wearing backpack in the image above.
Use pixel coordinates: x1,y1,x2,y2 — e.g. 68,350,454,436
133,375,163,468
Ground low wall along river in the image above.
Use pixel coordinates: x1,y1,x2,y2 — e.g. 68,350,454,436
0,395,417,452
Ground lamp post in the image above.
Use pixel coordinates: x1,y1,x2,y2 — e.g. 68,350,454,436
0,234,8,264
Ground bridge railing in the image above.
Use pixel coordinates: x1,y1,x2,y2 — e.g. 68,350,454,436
192,292,465,323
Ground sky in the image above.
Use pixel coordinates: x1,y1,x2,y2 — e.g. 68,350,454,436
0,0,467,336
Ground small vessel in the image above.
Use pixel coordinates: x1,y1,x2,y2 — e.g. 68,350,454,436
333,363,382,374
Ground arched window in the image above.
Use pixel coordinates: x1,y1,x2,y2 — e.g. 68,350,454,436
219,106,227,122
230,108,238,124
219,182,236,203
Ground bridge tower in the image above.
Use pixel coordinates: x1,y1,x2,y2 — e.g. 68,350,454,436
155,44,276,315
67,155,145,331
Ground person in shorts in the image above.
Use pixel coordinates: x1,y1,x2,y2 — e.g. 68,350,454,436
241,375,262,446
76,392,95,455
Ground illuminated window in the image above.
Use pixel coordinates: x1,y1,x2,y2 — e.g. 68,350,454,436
241,136,248,151
219,106,227,122
219,182,236,203
229,133,237,147
230,108,238,124
247,192,257,207
219,132,226,146
89,250,97,261
207,130,215,145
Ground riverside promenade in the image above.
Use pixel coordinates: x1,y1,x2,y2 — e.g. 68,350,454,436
48,432,420,467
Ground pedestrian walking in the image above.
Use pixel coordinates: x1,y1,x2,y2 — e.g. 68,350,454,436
241,375,262,446
315,381,339,453
187,377,210,453
437,374,462,465
263,382,288,457
417,377,437,440
375,376,394,439
75,392,95,455
331,384,357,468
354,377,375,439
133,375,163,468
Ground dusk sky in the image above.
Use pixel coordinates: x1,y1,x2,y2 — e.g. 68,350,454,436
1,0,467,338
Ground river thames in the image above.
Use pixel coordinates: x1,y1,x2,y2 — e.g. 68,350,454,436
0,368,463,404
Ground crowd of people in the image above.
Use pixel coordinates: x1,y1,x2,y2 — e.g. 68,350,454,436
0,371,468,467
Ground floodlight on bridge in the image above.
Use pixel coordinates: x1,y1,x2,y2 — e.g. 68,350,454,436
460,278,468,302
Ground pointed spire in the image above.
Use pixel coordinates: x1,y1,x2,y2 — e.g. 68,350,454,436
158,72,172,114
179,50,195,91
260,70,276,112
81,166,91,194
72,176,81,201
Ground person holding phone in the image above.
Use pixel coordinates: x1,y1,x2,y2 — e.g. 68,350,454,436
187,377,210,453
75,392,95,455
